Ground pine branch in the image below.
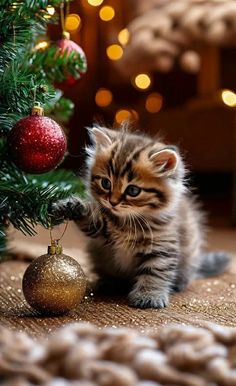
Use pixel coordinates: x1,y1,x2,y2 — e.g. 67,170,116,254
0,0,85,134
0,175,83,235
0,0,72,71
0,59,55,133
0,166,84,237
0,45,86,133
0,0,83,258
0,139,85,246
0,166,83,260
0,2,49,70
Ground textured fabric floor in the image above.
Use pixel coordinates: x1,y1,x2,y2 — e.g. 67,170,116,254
1,220,236,337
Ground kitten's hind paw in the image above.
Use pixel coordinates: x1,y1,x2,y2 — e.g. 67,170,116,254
128,290,169,309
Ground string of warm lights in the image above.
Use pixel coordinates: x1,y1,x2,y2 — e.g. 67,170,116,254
37,1,162,122
84,0,160,122
36,1,236,127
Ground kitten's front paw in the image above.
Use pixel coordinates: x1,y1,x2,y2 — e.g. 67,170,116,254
172,280,188,293
128,289,169,309
49,197,86,222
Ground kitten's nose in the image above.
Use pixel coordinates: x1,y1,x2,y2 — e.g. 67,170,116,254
109,200,119,207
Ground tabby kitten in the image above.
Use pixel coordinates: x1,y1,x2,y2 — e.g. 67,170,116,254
52,126,229,309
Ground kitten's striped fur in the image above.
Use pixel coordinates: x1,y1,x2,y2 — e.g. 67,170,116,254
53,126,230,308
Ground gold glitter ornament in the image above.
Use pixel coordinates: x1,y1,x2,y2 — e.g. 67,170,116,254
22,241,87,315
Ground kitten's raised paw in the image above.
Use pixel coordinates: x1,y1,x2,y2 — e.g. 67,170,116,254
49,198,86,221
128,290,169,309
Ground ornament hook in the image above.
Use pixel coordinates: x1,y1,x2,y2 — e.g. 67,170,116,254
49,221,69,255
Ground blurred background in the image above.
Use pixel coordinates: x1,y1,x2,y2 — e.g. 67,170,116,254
47,0,236,225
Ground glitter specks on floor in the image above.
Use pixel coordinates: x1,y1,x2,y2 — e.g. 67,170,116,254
1,257,236,338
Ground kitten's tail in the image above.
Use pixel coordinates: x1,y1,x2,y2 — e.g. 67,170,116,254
198,251,231,278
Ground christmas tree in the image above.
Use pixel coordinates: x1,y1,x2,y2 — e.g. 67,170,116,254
0,0,87,258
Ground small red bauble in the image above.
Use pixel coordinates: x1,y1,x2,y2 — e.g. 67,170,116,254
8,106,67,174
56,32,87,86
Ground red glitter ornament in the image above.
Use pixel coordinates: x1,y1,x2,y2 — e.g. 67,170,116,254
8,105,67,174
56,32,87,86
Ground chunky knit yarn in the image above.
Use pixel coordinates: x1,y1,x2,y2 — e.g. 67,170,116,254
1,322,236,385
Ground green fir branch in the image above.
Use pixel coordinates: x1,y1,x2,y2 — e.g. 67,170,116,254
0,163,84,252
0,0,72,73
0,174,83,235
0,0,85,258
0,64,55,133
0,139,84,242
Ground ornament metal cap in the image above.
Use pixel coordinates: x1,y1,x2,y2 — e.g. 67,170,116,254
31,103,44,116
48,241,63,255
62,31,70,39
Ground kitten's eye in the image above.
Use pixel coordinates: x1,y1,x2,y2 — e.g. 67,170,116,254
101,177,111,190
126,185,141,197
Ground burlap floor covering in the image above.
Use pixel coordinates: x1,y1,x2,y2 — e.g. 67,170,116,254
1,223,236,385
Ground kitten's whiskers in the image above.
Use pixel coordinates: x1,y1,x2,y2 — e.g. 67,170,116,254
133,211,154,250
91,203,102,231
123,214,132,250
129,212,138,250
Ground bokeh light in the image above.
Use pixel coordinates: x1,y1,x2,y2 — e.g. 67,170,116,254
87,0,103,6
118,28,129,46
145,93,163,113
34,41,48,50
65,14,81,32
106,44,123,60
133,73,151,90
46,6,55,15
95,88,113,107
221,89,236,107
99,6,115,21
115,109,138,123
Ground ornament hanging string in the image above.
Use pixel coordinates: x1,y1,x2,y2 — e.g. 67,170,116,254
32,86,37,107
30,85,44,115
49,220,69,247
60,1,70,34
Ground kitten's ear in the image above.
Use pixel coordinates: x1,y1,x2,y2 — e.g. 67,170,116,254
150,148,178,176
88,126,113,148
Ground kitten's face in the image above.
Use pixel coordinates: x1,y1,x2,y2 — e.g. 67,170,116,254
88,127,181,219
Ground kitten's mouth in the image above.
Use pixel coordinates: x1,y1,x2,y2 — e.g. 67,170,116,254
109,207,120,216
99,200,125,217
106,205,123,217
